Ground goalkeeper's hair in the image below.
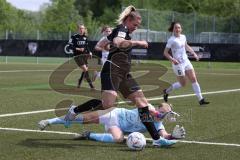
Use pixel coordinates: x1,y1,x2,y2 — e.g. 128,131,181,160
116,5,141,24
158,103,172,110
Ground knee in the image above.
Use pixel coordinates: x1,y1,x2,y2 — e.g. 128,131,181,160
179,81,186,87
128,91,148,107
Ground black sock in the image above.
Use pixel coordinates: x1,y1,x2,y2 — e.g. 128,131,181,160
73,99,103,113
85,71,94,88
138,106,160,140
78,72,85,87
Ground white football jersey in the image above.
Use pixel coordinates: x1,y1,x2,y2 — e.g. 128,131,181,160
166,34,188,63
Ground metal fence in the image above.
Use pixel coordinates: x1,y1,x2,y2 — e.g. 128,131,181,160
0,10,239,43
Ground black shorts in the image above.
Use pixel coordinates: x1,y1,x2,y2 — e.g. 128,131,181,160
74,54,89,67
101,61,141,98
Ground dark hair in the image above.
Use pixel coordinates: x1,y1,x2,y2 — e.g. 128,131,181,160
168,21,180,32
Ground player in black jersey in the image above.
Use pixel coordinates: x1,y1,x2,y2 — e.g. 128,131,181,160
65,6,169,147
68,24,95,89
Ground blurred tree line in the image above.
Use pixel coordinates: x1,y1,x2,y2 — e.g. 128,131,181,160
0,0,239,39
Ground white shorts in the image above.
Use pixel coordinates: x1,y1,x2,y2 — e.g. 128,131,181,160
101,52,109,65
99,108,120,132
172,59,193,76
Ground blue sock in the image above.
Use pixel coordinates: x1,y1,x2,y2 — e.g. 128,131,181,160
48,115,83,126
48,117,65,124
89,133,115,143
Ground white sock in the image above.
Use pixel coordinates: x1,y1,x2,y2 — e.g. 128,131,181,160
166,82,182,93
97,72,101,78
192,82,203,101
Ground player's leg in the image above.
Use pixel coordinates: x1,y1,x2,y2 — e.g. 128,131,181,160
100,69,119,109
38,115,85,130
75,109,122,143
89,108,123,143
120,75,160,141
74,56,85,88
128,91,160,140
70,91,115,122
163,64,186,102
123,76,176,146
101,90,117,109
64,99,103,123
80,64,95,89
77,127,123,143
185,68,209,105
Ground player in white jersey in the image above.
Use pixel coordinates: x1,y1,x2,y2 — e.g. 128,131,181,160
38,103,185,147
163,22,209,105
93,26,112,80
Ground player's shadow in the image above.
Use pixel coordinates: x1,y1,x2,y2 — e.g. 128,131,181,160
18,138,125,149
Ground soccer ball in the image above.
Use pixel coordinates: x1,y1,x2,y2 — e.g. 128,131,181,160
126,132,146,151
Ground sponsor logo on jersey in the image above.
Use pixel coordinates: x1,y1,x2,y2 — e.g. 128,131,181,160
117,31,126,38
77,41,86,45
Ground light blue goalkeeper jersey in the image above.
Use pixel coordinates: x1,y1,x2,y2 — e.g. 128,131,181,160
116,108,164,133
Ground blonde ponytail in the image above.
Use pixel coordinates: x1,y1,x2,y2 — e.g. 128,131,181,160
117,5,136,24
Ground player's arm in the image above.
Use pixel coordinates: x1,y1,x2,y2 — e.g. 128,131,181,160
163,47,179,65
68,36,78,53
113,37,148,49
95,37,111,51
185,43,199,61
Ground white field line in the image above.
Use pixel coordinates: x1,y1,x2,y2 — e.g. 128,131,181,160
0,88,240,118
118,88,240,104
0,127,77,135
0,69,73,73
0,69,240,76
0,127,240,147
143,137,240,147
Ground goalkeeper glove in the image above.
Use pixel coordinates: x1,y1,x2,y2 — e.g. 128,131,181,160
172,125,186,139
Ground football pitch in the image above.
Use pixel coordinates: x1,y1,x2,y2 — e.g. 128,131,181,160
0,56,240,160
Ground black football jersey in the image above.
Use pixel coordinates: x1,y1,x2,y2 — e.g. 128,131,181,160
68,34,90,56
107,24,132,62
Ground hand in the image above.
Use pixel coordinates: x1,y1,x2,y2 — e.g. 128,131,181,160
172,125,186,139
76,48,84,52
171,58,179,65
137,41,148,48
193,53,199,61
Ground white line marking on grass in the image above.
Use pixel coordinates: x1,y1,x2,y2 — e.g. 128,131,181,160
0,127,77,135
199,73,240,76
143,137,240,147
0,88,240,118
0,69,75,73
0,127,240,147
0,70,54,73
0,108,68,118
118,88,240,104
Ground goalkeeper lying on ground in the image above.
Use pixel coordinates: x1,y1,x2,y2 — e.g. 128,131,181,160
38,102,185,147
